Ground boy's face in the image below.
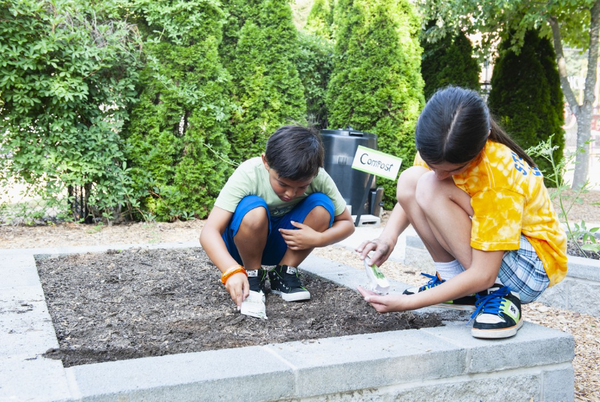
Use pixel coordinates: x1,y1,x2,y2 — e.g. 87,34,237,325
262,155,313,202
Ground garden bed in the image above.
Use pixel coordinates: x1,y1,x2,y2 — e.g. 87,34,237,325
36,247,443,367
0,246,575,402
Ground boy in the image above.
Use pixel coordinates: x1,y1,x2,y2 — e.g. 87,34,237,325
200,125,355,313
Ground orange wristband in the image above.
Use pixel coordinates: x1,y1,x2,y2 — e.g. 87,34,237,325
221,265,247,285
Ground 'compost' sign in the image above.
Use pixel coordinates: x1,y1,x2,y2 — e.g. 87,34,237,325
351,146,402,181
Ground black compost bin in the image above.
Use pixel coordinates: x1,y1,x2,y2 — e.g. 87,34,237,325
321,127,384,218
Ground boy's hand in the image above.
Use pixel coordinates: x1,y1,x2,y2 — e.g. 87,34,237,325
225,273,250,309
279,221,319,250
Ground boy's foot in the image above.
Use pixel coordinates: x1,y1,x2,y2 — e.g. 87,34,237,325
402,272,478,311
268,265,311,302
247,269,267,294
470,286,523,339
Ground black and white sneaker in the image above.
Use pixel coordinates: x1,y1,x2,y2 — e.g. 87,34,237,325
268,265,310,302
247,269,267,294
470,285,523,339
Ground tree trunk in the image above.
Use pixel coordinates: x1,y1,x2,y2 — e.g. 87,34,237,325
573,109,593,188
549,0,600,189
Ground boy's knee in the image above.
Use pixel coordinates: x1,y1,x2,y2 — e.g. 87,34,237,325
301,193,334,228
305,205,331,230
239,207,268,232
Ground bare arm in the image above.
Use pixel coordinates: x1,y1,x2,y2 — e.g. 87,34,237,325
359,249,504,312
355,201,410,266
320,207,356,246
199,206,249,308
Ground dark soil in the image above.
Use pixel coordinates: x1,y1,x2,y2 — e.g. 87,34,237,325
567,240,600,260
37,247,444,368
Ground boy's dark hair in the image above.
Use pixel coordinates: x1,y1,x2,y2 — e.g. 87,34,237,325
416,86,536,168
265,125,324,181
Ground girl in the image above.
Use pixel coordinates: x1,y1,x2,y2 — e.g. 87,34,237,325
356,86,567,339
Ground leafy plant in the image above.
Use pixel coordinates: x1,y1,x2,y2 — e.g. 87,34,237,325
420,21,480,101
527,137,600,255
295,31,334,129
0,0,143,224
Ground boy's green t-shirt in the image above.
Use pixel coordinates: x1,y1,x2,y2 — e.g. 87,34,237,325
215,157,347,218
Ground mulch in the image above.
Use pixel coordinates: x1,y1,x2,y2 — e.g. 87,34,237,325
37,247,444,367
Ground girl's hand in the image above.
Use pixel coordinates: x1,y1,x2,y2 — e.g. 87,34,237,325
355,238,393,267
357,286,411,313
279,220,319,250
225,272,250,309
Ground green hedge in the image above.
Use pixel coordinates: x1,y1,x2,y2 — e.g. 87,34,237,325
488,29,565,184
226,0,307,162
123,0,235,221
326,0,424,209
0,0,141,222
421,23,480,100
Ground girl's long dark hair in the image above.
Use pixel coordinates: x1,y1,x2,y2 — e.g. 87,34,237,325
415,86,536,168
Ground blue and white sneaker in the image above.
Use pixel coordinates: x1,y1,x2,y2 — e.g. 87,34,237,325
403,272,478,310
470,286,523,339
402,272,444,294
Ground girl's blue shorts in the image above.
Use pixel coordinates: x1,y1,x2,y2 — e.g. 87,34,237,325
222,193,335,266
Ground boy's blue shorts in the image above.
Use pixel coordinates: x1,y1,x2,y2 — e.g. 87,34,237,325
222,193,335,266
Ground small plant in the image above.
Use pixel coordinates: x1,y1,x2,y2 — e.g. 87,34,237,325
527,137,600,256
86,223,104,235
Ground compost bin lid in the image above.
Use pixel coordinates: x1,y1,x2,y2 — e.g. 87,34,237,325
321,127,377,138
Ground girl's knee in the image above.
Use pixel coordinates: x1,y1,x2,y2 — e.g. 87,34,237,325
414,172,439,206
397,166,427,206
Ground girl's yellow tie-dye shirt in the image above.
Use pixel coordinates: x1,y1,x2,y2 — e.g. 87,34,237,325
414,140,567,286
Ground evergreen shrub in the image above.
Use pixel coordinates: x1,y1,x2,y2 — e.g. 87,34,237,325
421,23,480,100
226,0,307,162
488,29,565,184
124,0,235,221
326,0,424,210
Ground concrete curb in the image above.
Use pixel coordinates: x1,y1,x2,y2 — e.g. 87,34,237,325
0,242,575,401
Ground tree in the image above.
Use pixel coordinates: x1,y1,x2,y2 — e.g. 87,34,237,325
488,29,565,184
296,31,335,129
0,0,142,222
123,0,234,221
304,0,335,40
420,22,480,100
218,0,263,68
227,0,307,162
417,0,600,189
326,0,424,209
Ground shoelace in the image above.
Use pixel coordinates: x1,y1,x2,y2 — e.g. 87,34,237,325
419,272,444,290
468,286,511,323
